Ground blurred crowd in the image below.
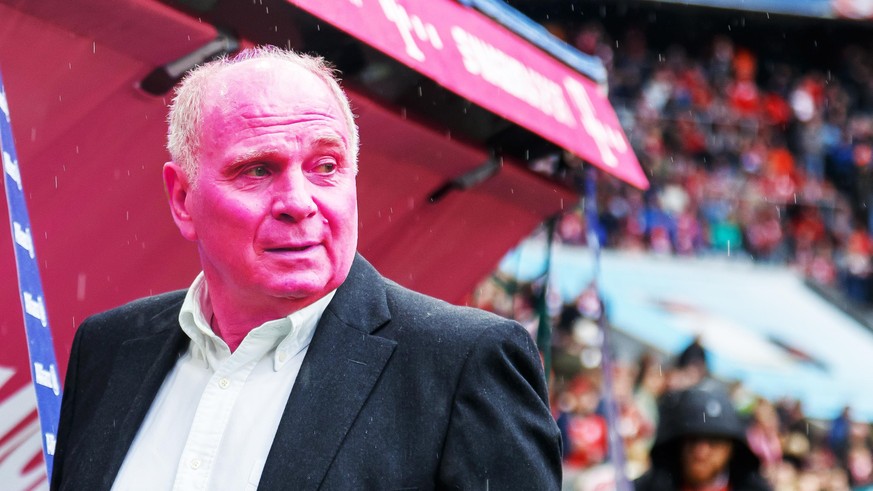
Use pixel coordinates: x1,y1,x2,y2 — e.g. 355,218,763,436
471,276,873,490
473,20,873,490
541,22,873,307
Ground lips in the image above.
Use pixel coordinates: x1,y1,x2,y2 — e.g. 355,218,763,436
267,245,313,252
262,241,321,253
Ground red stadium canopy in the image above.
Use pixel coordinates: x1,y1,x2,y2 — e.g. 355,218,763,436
289,0,649,190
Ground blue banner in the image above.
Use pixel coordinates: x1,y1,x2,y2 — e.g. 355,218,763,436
0,68,61,479
648,0,833,18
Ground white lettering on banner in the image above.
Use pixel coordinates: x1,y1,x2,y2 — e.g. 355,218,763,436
0,88,9,122
347,0,362,6
3,150,22,191
33,362,60,396
379,0,443,62
563,77,628,168
23,292,48,328
0,366,49,490
451,27,575,127
13,222,34,259
44,433,56,456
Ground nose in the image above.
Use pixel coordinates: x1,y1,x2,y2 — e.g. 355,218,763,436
270,170,317,222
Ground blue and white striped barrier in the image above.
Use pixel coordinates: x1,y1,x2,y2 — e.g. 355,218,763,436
0,68,62,479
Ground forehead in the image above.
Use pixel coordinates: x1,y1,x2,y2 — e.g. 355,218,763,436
201,58,345,127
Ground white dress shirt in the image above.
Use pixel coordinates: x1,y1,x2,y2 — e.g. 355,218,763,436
112,273,335,491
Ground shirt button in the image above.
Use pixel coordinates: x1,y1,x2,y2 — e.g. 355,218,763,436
277,351,288,363
190,457,202,470
218,377,230,389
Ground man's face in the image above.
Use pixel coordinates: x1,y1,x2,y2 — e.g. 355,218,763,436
167,59,358,313
680,436,734,487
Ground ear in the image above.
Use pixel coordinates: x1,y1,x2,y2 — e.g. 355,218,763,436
163,161,198,242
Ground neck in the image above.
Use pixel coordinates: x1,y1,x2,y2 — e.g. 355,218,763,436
205,287,319,353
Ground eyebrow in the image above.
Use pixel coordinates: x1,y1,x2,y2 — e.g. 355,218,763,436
226,133,349,169
228,148,282,168
309,134,347,153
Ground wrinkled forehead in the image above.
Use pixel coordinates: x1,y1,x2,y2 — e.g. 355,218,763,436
202,59,344,123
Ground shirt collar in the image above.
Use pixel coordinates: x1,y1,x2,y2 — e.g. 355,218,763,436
178,272,336,371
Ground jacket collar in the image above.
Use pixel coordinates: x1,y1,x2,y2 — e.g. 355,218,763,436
258,254,396,490
69,294,188,491
72,254,395,491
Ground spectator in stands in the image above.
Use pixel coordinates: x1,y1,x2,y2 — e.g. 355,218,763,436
635,383,771,491
674,335,710,389
746,399,784,472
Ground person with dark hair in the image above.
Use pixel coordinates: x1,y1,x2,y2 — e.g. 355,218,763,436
635,383,771,491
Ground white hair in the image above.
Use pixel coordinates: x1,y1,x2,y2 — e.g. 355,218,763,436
166,46,359,180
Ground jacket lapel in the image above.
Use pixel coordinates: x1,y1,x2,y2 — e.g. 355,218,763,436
259,255,397,490
72,301,187,491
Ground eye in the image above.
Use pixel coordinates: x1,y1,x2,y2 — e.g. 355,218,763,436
312,160,337,174
242,165,270,177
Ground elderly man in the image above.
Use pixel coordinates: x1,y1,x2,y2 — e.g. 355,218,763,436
50,47,561,490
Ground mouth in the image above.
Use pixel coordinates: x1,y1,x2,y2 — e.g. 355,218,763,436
267,246,311,252
264,243,320,254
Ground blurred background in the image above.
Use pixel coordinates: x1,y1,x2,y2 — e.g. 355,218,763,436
466,0,873,489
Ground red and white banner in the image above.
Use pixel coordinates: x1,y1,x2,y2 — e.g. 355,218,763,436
289,0,649,189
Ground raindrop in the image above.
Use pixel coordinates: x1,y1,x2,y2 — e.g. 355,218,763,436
92,42,96,54
727,240,731,257
316,24,321,31
77,273,87,301
265,6,269,14
68,62,72,70
417,86,423,97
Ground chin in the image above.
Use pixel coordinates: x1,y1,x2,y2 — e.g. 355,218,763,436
265,278,333,300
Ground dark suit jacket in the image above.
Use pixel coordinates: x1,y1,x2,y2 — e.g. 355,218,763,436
51,255,562,490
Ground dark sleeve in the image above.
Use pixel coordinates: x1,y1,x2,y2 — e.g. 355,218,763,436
50,318,87,491
437,320,562,490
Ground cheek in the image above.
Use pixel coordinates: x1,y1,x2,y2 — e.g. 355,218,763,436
324,187,358,237
194,189,264,237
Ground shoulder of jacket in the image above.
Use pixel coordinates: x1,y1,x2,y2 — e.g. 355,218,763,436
78,289,186,338
382,280,524,342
